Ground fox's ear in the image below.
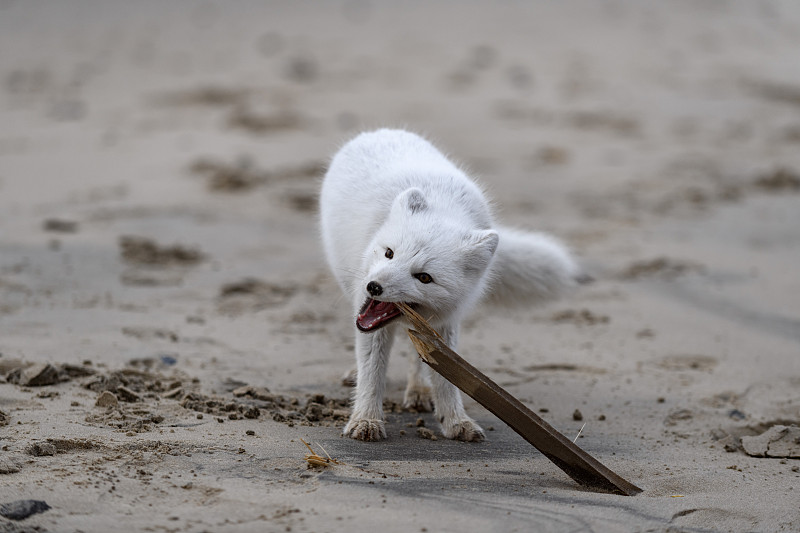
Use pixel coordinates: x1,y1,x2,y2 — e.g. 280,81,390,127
395,188,427,214
463,230,499,271
471,229,499,256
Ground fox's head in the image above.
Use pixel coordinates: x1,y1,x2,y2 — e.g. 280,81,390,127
356,187,498,332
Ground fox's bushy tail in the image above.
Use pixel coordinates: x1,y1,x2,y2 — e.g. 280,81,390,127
486,226,584,305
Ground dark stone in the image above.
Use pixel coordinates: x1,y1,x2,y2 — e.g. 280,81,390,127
159,355,177,366
21,364,60,387
0,499,51,520
727,409,746,421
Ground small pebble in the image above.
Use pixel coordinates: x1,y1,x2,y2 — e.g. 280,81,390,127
25,442,56,457
95,390,119,408
0,457,22,474
417,427,435,440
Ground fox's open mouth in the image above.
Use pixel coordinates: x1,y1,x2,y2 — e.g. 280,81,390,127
356,299,407,332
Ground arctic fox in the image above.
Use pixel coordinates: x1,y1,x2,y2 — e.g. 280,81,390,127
320,129,580,442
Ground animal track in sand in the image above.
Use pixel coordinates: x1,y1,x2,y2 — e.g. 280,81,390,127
189,156,324,193
655,354,718,372
216,278,299,315
618,257,704,281
550,309,610,326
119,236,204,266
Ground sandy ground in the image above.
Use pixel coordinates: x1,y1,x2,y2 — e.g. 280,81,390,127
1,1,800,532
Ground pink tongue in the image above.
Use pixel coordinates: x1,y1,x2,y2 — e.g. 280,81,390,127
357,300,399,330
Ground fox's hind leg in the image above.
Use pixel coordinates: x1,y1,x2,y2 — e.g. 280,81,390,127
341,366,357,387
430,323,485,442
343,326,393,441
403,357,433,412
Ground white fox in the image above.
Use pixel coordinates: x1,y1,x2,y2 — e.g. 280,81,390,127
320,129,581,442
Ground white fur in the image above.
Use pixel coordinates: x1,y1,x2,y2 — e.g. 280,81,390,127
320,129,580,441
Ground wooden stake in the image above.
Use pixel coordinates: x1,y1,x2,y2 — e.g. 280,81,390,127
397,303,642,496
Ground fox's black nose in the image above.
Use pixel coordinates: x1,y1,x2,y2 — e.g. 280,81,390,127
366,281,383,297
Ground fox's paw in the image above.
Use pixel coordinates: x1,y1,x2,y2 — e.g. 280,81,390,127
343,418,386,441
442,419,485,442
403,385,433,412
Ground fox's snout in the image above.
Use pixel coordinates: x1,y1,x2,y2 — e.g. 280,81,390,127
366,281,383,297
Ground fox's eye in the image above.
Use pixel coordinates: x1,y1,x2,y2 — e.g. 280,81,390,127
385,248,394,259
414,272,433,284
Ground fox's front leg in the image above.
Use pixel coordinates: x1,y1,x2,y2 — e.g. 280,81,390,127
343,326,393,441
431,322,485,442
